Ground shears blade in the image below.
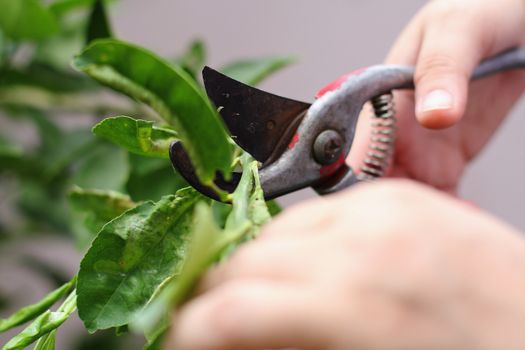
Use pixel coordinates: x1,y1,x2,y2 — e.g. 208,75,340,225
202,66,310,164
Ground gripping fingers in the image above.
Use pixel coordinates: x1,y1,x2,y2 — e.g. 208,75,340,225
167,281,329,350
414,16,485,129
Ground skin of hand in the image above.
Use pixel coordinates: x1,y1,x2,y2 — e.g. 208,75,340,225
167,180,525,350
348,0,525,192
165,1,525,349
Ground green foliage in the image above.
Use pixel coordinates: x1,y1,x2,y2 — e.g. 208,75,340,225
173,155,270,304
86,0,112,43
49,0,98,17
0,0,58,41
73,39,233,183
132,154,270,347
33,331,56,350
1,290,77,350
92,116,177,159
0,1,294,348
221,57,295,85
72,141,130,191
175,40,206,80
0,62,96,93
126,155,188,202
0,136,24,174
0,277,76,333
68,187,136,245
77,188,202,332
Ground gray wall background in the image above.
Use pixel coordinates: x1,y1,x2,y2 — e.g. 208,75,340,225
113,0,525,230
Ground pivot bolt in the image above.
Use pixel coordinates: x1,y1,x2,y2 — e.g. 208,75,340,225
313,130,344,165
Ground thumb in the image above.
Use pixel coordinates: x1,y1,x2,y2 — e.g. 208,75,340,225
414,22,484,129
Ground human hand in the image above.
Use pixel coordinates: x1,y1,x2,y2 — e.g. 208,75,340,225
166,180,525,350
349,0,525,192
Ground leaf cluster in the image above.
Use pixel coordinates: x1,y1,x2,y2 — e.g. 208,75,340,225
0,1,291,349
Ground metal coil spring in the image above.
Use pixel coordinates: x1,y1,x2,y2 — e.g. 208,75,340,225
358,92,396,181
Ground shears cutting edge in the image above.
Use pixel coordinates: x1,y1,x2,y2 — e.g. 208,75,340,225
170,47,525,201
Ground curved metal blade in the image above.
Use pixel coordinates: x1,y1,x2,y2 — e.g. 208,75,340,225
203,66,310,164
169,141,241,202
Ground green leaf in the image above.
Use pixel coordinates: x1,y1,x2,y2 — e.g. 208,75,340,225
220,57,294,86
34,18,86,69
0,62,96,93
92,116,177,159
16,181,71,231
49,0,93,16
211,200,233,228
0,30,8,65
0,135,23,159
0,0,58,41
49,0,116,17
68,187,136,246
248,161,271,227
132,153,267,338
174,40,206,81
0,151,26,176
267,199,283,217
33,330,56,350
86,0,112,44
77,188,202,332
0,277,76,333
141,332,164,350
72,142,130,191
167,155,268,305
73,39,233,183
114,324,128,336
131,202,230,343
42,128,95,180
172,203,230,304
1,291,76,350
126,155,188,202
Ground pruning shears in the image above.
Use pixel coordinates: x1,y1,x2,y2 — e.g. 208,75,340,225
170,47,525,201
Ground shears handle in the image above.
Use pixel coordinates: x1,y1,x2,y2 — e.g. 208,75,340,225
310,47,525,194
318,47,525,98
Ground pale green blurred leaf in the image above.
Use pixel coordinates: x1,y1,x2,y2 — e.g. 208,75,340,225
34,331,56,350
126,155,188,202
72,142,129,191
0,0,58,41
69,187,136,246
221,57,294,86
174,40,206,81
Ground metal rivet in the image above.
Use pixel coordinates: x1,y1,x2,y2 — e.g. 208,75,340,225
313,130,344,165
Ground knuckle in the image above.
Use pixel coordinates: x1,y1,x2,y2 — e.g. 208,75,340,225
367,180,423,207
425,0,466,21
228,241,262,266
355,180,428,231
225,241,277,275
415,53,465,83
206,283,255,338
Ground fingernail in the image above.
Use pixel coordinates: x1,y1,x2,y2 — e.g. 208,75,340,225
419,89,454,113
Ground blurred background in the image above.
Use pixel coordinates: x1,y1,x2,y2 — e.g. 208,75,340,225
1,0,524,348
